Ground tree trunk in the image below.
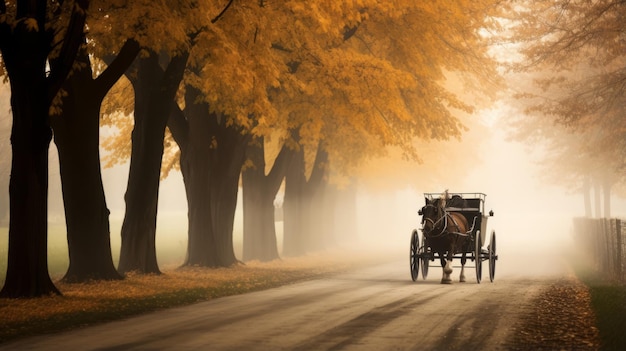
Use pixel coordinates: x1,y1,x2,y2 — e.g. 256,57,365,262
51,40,138,282
0,0,88,297
583,175,592,218
205,142,245,266
181,145,212,266
283,140,330,256
118,51,188,274
0,10,55,298
593,176,602,218
242,139,290,261
333,182,357,246
182,126,247,267
305,146,330,251
178,87,248,267
52,56,117,282
602,175,612,219
282,143,308,257
317,181,338,248
1,61,59,298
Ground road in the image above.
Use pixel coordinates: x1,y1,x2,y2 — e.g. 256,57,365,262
0,256,563,351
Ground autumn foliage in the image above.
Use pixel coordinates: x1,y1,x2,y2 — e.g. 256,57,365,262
1,0,505,297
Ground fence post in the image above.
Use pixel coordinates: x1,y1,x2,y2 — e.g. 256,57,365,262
617,219,623,283
601,219,606,274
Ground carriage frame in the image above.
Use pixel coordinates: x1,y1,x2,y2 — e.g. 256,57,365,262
410,192,498,283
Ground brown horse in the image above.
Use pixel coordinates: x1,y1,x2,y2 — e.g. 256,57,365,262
420,193,471,284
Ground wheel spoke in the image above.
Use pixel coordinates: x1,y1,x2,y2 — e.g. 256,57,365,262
410,230,419,281
489,230,497,282
421,236,429,280
475,230,482,284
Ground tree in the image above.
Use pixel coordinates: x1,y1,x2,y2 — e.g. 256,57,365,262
117,49,189,274
106,0,503,264
283,137,330,256
0,0,89,298
504,0,626,215
90,1,219,274
51,36,139,282
168,85,250,267
110,1,241,270
241,137,292,261
163,1,365,266
505,94,623,217
98,0,226,274
272,1,504,255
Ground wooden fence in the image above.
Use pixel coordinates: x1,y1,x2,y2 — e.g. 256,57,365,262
573,217,625,284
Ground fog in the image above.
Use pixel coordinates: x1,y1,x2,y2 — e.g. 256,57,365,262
78,103,618,280
353,104,623,279
355,133,576,278
9,95,621,279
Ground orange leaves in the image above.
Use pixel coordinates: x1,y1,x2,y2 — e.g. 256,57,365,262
272,1,502,178
91,1,503,182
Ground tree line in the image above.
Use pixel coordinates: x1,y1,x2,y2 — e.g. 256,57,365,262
502,0,626,217
0,1,505,298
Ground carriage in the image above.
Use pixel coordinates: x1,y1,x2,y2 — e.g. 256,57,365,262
410,192,497,283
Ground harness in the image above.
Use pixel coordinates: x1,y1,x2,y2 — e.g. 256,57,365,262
422,204,477,238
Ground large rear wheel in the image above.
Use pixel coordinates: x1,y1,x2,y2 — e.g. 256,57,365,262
475,231,482,284
489,230,497,282
410,230,420,281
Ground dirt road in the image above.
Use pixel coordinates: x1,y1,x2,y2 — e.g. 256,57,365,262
1,258,565,351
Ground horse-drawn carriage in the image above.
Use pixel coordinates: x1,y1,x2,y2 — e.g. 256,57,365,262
410,192,497,284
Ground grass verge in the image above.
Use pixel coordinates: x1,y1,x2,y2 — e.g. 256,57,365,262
576,269,626,351
0,250,390,345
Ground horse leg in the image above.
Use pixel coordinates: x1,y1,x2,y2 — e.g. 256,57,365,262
439,252,452,284
441,252,452,284
460,252,467,283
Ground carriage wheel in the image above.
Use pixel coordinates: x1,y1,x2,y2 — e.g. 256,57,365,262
421,235,429,280
489,230,497,282
475,231,482,284
410,230,420,281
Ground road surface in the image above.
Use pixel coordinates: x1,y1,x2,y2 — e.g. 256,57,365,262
0,256,564,351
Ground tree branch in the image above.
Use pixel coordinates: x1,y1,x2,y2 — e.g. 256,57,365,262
94,39,140,100
167,103,189,153
267,143,293,194
308,142,328,188
343,24,359,41
211,0,235,23
47,0,90,106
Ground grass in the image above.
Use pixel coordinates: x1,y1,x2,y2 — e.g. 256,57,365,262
576,269,626,351
568,249,626,351
0,215,198,284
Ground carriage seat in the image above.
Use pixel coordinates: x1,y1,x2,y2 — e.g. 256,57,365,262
445,195,480,213
445,195,481,236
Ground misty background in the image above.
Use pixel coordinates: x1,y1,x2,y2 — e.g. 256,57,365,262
3,78,616,278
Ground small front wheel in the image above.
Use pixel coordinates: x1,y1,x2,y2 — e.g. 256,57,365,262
410,230,420,281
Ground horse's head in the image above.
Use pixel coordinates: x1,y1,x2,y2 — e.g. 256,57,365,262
420,197,443,235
